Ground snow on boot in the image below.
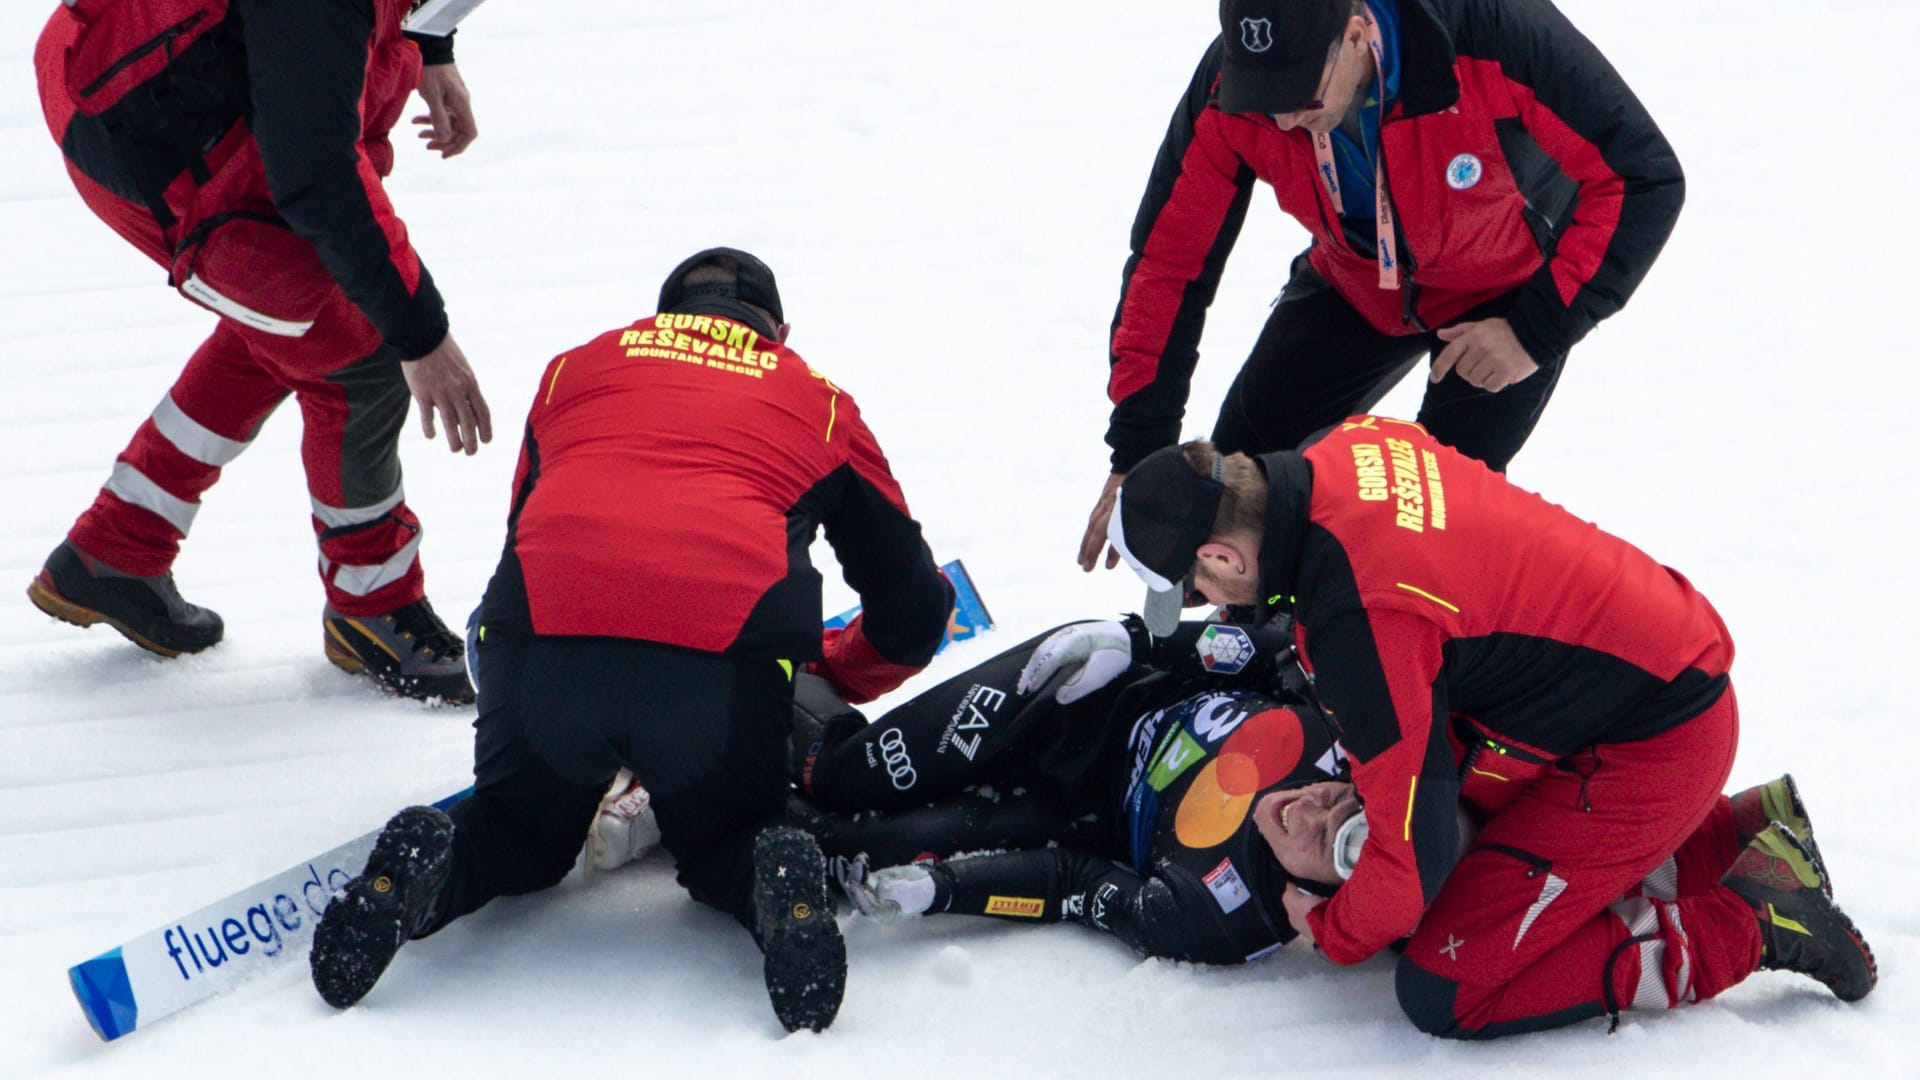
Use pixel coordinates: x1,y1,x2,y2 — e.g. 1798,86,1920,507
1720,822,1875,1003
27,540,223,656
310,806,454,1009
752,826,846,1033
324,598,475,704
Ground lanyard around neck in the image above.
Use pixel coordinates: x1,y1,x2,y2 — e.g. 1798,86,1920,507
1309,7,1398,290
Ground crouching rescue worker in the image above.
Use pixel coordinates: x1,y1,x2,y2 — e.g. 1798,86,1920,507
309,248,954,1033
1103,417,1876,1037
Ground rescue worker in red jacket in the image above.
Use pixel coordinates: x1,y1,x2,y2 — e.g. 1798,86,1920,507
28,0,489,702
309,249,954,1035
1090,418,1875,1037
1079,0,1684,572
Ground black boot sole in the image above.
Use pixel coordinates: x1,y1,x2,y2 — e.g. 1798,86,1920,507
311,807,454,1009
754,826,846,1033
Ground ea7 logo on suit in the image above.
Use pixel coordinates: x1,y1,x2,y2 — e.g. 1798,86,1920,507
939,684,1005,761
1240,17,1274,52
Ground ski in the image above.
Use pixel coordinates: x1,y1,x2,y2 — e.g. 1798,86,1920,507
69,559,994,1041
826,558,995,653
68,787,472,1041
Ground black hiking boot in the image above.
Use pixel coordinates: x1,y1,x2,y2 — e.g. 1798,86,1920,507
752,825,846,1033
311,806,455,1009
1720,822,1875,1003
323,598,474,704
27,540,223,656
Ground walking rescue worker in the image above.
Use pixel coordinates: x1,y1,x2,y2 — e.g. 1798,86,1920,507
1079,0,1684,572
29,0,490,702
309,248,955,1034
1101,418,1876,1037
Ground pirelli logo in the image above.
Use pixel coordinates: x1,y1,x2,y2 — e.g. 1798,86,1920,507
984,895,1045,918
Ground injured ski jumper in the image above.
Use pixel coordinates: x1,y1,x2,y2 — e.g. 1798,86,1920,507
790,616,1353,964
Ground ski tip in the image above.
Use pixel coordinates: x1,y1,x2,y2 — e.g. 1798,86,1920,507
939,558,995,638
70,949,137,1041
824,560,993,652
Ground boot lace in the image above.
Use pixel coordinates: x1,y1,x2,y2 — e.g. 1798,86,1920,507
391,599,462,660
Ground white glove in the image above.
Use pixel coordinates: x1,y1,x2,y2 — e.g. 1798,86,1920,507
1016,620,1138,704
583,768,662,876
829,853,877,914
837,857,936,922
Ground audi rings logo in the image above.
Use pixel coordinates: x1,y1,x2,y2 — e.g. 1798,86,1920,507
1240,17,1274,53
879,728,917,790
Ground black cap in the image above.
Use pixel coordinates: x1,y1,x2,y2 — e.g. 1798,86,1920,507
1109,445,1225,636
657,247,784,328
1216,0,1350,115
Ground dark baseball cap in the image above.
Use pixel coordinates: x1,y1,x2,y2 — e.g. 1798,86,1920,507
1216,0,1350,115
658,247,784,327
1109,445,1226,636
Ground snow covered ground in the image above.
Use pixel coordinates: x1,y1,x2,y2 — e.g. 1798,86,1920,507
3,1,1915,1076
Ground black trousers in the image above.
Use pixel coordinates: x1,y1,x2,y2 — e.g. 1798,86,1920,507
421,632,793,936
1211,253,1567,471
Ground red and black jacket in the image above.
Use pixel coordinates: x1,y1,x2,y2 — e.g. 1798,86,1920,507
1105,0,1684,470
1252,417,1730,963
477,307,953,704
36,0,449,358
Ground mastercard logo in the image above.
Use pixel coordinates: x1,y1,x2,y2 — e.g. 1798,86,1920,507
1172,708,1306,849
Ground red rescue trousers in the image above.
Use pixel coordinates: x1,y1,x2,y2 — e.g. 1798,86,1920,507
41,54,427,618
1394,688,1763,1037
66,292,427,617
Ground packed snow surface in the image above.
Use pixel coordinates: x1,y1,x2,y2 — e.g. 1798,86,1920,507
2,2,1914,1076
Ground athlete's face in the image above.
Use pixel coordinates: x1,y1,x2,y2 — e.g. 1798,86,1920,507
1253,780,1360,885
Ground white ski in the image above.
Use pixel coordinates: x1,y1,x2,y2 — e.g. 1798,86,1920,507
69,789,470,1040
